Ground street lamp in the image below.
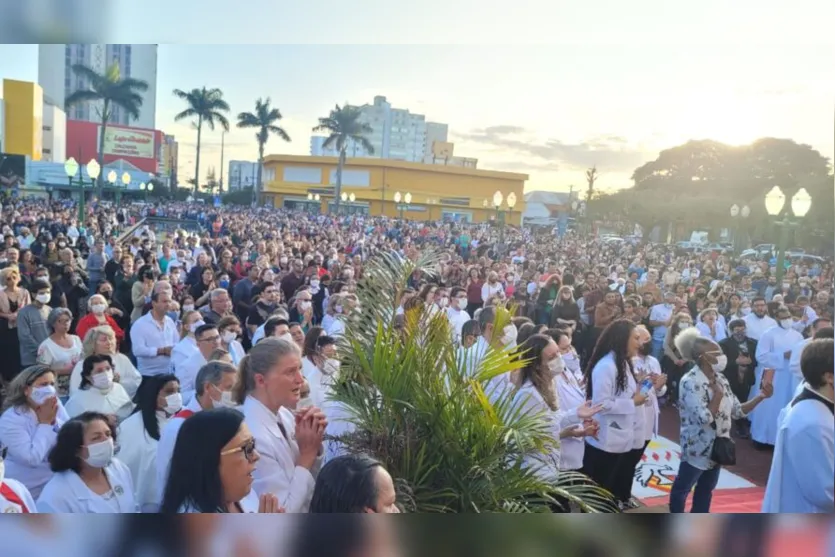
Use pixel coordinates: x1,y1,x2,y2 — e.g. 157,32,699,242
117,171,131,203
349,192,356,203
765,186,812,284
729,203,750,253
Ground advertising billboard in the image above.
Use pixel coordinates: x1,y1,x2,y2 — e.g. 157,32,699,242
0,153,26,191
103,127,155,159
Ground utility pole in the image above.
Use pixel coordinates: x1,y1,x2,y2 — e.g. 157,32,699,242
219,131,225,194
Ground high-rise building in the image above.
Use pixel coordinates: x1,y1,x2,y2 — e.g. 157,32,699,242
38,44,158,129
309,95,448,163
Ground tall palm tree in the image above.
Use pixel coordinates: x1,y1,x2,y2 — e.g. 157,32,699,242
172,87,230,194
65,62,148,196
585,165,599,203
237,98,291,206
312,104,374,213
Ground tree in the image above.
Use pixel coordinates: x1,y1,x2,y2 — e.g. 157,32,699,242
204,167,218,195
65,61,149,196
331,249,616,513
312,104,374,214
585,166,598,203
172,87,230,194
236,98,291,207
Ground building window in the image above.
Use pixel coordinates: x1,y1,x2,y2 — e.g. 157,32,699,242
43,148,51,154
43,125,52,131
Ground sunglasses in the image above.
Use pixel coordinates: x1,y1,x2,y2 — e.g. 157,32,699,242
221,438,257,462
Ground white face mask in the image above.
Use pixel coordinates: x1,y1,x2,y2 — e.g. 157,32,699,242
182,304,195,313
164,393,183,415
310,280,320,289
711,354,728,373
323,358,340,376
456,297,468,311
211,388,237,409
500,325,517,347
547,356,564,377
36,293,51,304
31,385,57,405
439,297,449,308
300,301,312,312
84,438,115,468
221,331,237,344
91,369,114,391
91,303,107,315
780,318,793,329
189,320,205,334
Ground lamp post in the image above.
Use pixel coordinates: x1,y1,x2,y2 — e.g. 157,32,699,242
119,172,131,204
64,158,100,223
340,192,348,215
729,203,750,254
394,191,402,219
140,182,147,201
765,186,811,284
492,190,517,257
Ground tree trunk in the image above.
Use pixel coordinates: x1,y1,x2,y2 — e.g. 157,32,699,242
97,99,109,199
255,142,264,207
194,116,203,195
333,147,346,214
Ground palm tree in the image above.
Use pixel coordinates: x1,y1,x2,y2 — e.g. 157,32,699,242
585,165,599,203
172,87,230,194
237,98,291,206
64,62,148,196
312,104,374,214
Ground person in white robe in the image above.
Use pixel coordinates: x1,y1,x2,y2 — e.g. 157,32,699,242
743,298,777,340
64,354,134,422
750,306,803,446
117,374,182,513
788,318,832,396
762,338,834,513
0,461,38,513
69,326,142,399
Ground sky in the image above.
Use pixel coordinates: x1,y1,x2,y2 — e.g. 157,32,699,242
1,1,833,193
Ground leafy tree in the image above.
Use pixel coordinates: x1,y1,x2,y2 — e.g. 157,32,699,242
237,98,291,207
172,87,230,194
65,61,149,195
330,249,616,513
222,186,254,206
585,166,598,203
312,104,374,214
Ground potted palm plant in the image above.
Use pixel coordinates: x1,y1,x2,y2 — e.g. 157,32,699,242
329,249,617,513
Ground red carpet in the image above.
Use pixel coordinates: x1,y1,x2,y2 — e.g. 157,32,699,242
640,486,765,513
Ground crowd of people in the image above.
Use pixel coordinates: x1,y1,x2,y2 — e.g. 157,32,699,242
0,196,831,514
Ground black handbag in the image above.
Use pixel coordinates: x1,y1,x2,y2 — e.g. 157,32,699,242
710,436,736,466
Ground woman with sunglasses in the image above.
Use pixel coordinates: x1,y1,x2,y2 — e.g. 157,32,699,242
160,407,283,513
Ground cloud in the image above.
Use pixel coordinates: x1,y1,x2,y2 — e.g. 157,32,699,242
452,125,651,173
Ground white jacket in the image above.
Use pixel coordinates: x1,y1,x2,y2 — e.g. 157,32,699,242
155,398,204,505
585,352,639,454
0,479,38,513
0,403,69,499
242,396,322,513
117,411,168,513
37,458,137,513
69,353,142,399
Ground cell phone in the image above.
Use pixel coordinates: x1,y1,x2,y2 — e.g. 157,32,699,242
762,368,775,387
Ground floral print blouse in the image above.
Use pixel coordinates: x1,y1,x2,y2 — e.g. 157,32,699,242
678,365,746,471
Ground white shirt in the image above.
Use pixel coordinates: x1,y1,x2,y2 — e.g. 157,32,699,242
649,303,674,341
0,479,37,513
631,354,666,440
555,366,590,471
242,396,322,513
64,383,135,422
762,389,834,513
696,320,728,342
585,352,640,454
156,398,204,506
226,340,246,365
175,351,208,405
321,314,345,338
130,312,179,376
69,353,142,399
788,338,811,395
37,459,137,513
481,281,503,303
117,410,169,513
446,306,471,343
171,336,199,374
0,403,70,499
743,313,777,340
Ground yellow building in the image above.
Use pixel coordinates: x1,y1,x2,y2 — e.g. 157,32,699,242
2,79,43,161
261,154,527,224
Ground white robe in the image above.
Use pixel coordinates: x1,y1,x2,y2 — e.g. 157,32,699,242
750,325,803,445
0,479,37,513
63,384,135,422
788,338,811,396
762,390,834,513
117,411,169,513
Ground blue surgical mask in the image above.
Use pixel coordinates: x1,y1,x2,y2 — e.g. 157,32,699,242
219,280,230,289
166,311,179,323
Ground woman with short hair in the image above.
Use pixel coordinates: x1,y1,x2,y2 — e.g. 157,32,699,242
69,326,142,398
64,354,135,422
36,308,83,398
37,411,136,513
160,408,283,513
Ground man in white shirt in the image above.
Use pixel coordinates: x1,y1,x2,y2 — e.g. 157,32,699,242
447,287,471,344
762,338,834,513
743,297,777,340
648,291,676,360
155,360,238,506
130,290,179,377
175,324,222,403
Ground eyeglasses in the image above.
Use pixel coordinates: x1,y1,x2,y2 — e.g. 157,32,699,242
221,438,257,462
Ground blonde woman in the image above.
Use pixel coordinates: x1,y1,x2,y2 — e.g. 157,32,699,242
170,310,204,374
0,266,31,381
69,326,142,398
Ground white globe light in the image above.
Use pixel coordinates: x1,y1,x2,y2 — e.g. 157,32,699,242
64,157,79,178
791,188,812,218
764,186,785,216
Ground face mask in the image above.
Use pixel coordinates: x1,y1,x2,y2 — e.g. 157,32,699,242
710,354,728,373
782,283,791,290
101,291,112,300
780,318,793,329
211,388,237,409
166,311,179,323
439,297,449,308
219,280,230,289
323,358,341,376
36,293,51,304
84,438,115,469
189,320,205,334
182,304,194,313
91,303,107,315
456,298,468,311
263,273,275,282
300,301,312,312
91,369,114,391
741,307,752,316
164,393,183,415
310,279,320,289
280,258,288,266
31,385,57,405
219,331,236,344
547,356,564,377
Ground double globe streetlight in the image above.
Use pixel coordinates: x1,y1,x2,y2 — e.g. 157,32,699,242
730,203,751,254
764,185,812,284
64,157,101,222
492,190,517,257
394,191,412,220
